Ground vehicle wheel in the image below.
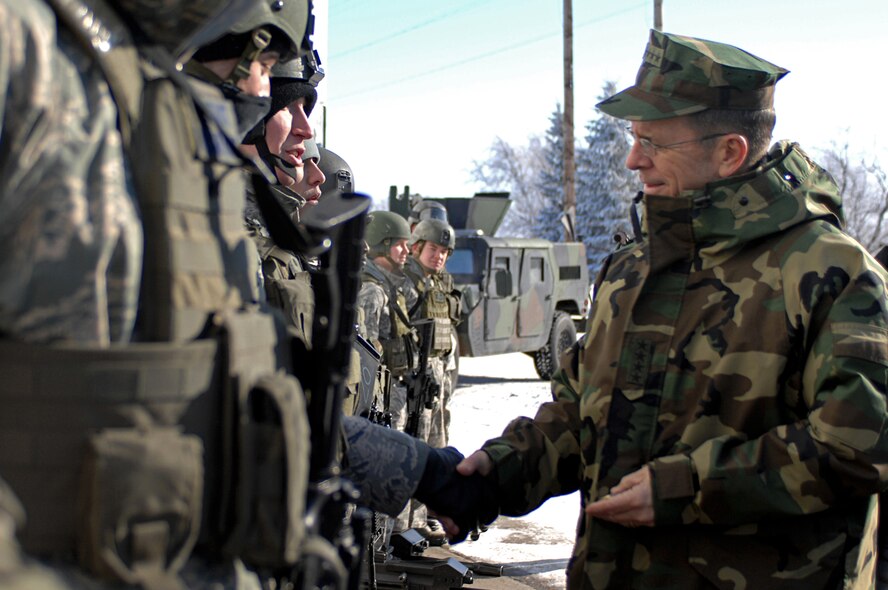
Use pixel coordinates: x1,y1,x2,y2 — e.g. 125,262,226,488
533,311,577,380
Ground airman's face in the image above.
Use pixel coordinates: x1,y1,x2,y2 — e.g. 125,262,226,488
236,51,278,97
295,158,325,207
277,97,312,169
416,241,449,273
388,239,409,267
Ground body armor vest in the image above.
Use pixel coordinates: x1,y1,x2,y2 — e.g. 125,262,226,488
405,262,453,356
0,9,307,584
363,263,414,376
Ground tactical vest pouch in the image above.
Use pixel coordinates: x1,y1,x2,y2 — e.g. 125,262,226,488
0,339,218,558
432,316,453,354
210,310,306,568
447,289,463,323
264,267,315,351
381,336,410,376
223,373,308,567
78,428,202,588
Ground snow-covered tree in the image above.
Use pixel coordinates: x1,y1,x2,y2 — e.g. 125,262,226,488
470,135,546,237
575,82,638,276
817,139,888,252
533,104,568,242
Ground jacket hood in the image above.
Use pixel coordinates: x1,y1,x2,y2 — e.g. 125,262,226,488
641,141,844,263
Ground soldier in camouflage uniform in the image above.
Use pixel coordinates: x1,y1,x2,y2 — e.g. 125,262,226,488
357,211,421,535
403,219,462,543
0,0,318,587
449,30,888,589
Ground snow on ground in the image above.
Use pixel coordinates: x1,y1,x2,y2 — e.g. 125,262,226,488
444,352,580,590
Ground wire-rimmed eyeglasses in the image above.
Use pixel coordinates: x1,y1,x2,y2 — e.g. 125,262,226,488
626,126,728,157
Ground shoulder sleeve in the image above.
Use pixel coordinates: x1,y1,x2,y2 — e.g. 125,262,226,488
341,416,429,516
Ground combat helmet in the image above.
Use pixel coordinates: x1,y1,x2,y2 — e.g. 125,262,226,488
111,0,257,62
319,147,354,199
269,49,325,117
191,0,311,85
365,211,412,261
407,200,448,227
408,219,455,251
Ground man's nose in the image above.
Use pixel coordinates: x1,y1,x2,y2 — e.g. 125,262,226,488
625,141,648,171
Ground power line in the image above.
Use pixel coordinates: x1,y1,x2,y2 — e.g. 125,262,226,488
332,2,648,102
330,0,502,60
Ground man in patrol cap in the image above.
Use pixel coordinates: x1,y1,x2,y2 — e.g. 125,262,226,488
445,30,888,589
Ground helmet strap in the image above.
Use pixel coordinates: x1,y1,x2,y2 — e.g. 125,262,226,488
226,28,272,85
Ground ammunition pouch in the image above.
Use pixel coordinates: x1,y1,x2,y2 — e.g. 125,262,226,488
0,338,218,583
0,309,309,580
215,311,307,569
448,289,463,324
221,373,307,567
431,317,453,355
381,333,417,377
78,428,203,588
261,252,315,351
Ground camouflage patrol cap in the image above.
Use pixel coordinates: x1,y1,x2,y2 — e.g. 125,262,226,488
409,219,455,250
597,30,788,121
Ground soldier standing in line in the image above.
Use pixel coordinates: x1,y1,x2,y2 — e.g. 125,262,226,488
407,200,461,403
242,51,323,350
403,218,461,544
357,212,421,534
0,0,317,587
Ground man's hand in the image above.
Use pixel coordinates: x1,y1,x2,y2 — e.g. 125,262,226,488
584,466,654,528
456,450,493,476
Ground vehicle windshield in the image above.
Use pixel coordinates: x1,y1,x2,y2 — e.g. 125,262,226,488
446,249,474,275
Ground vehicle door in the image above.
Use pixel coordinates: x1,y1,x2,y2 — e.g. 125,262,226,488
516,248,553,340
483,248,519,340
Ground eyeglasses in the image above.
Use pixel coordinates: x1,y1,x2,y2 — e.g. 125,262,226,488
626,126,728,157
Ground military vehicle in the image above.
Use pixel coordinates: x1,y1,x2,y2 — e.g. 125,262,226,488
391,189,590,380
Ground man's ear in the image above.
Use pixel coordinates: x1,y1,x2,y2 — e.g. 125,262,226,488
717,134,749,178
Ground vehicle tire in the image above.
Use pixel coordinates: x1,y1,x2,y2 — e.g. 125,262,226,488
533,311,577,380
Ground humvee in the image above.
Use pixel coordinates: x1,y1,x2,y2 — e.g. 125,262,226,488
391,190,590,380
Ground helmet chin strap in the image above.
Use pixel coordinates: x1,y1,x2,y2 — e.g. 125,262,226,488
256,139,300,181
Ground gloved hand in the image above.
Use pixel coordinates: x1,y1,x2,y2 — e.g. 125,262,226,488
414,446,499,543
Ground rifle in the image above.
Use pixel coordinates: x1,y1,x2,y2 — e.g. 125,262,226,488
256,178,372,590
403,319,440,438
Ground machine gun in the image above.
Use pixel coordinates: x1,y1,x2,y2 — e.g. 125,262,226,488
403,319,440,438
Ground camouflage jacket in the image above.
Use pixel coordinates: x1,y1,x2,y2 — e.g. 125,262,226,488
483,141,888,590
0,0,141,344
358,259,411,346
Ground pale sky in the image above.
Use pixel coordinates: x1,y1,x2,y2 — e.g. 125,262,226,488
315,0,886,207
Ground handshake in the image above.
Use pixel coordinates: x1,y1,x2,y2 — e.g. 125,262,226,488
413,447,500,544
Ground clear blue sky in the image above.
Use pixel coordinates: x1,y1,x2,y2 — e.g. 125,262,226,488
317,0,887,206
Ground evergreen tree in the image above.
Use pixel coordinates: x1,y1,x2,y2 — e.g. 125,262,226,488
532,104,567,242
575,81,638,276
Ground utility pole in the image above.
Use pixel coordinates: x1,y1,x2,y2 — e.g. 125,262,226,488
654,0,663,31
562,0,576,241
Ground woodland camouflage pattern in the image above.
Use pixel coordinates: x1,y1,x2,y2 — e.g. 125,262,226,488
483,141,888,589
597,29,788,121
